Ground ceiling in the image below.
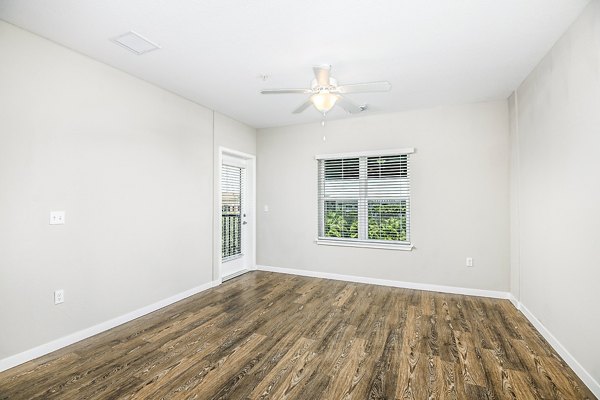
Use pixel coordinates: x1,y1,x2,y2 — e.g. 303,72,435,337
0,0,590,128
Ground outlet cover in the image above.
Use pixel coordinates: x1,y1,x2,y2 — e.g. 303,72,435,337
466,257,474,267
50,211,65,225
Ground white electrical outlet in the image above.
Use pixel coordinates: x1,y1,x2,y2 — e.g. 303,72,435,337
54,289,64,304
466,257,474,267
50,211,65,225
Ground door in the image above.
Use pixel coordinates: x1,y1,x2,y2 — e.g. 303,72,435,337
220,154,250,280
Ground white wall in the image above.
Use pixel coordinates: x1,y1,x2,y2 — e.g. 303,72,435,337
512,0,600,387
214,112,257,155
0,21,256,361
508,93,521,300
257,101,510,291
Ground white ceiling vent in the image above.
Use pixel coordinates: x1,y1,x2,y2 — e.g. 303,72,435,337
112,31,160,55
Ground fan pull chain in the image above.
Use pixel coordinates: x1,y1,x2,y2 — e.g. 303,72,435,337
321,112,327,141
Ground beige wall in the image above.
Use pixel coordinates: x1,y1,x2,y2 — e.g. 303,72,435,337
0,21,256,360
512,0,600,385
257,101,510,291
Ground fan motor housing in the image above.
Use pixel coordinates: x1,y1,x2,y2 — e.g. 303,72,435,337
311,77,338,92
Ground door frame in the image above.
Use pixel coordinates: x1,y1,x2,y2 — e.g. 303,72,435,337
214,146,256,282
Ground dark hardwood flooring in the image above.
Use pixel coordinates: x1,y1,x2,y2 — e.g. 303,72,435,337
0,271,595,399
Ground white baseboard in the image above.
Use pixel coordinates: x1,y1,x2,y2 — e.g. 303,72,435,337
3,267,598,398
0,280,220,373
256,264,510,299
515,300,600,398
508,293,520,308
257,265,599,397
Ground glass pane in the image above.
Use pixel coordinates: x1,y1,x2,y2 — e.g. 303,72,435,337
367,155,407,179
324,158,359,180
368,200,407,241
222,165,242,259
324,200,358,239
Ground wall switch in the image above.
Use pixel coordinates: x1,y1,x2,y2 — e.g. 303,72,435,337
263,205,269,212
54,289,64,304
466,257,474,267
50,211,65,225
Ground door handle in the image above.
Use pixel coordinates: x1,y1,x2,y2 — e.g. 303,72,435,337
242,221,248,225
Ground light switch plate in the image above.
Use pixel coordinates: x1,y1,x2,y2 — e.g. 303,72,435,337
50,211,65,225
54,289,64,304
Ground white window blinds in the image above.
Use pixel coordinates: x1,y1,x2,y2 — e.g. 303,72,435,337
317,149,412,248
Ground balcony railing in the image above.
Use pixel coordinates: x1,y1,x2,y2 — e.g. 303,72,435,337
222,212,241,260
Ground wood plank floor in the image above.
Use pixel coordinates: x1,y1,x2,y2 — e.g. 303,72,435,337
0,271,595,399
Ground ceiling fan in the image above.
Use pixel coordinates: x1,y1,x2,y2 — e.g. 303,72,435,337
261,65,391,115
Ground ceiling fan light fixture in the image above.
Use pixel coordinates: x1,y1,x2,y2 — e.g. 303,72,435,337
311,92,338,112
260,64,390,116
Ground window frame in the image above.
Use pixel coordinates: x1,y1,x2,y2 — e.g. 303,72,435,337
315,148,414,251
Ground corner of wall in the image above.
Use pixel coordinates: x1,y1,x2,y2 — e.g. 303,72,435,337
508,91,521,302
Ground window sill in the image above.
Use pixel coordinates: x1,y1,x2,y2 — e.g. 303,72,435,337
314,239,414,251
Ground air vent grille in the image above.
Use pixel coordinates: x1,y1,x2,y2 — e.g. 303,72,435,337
112,31,160,55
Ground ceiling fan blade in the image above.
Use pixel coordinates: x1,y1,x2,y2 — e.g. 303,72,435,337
313,65,331,86
261,88,312,94
336,95,363,114
336,81,392,94
292,100,312,114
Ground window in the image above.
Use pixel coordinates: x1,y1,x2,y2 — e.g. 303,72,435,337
222,164,244,260
317,149,413,250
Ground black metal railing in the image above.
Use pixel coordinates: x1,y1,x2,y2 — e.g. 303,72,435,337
222,213,241,259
